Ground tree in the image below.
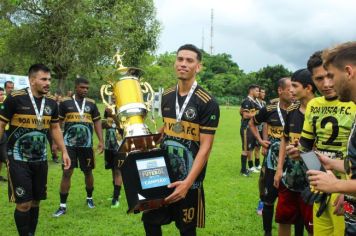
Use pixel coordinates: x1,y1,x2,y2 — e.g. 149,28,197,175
0,0,160,93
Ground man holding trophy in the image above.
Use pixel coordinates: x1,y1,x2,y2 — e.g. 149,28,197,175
142,44,220,236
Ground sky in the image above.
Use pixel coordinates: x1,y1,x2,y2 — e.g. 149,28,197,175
153,0,356,72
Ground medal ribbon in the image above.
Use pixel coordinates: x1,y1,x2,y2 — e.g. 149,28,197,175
175,81,197,122
27,88,45,125
277,102,285,127
73,95,86,120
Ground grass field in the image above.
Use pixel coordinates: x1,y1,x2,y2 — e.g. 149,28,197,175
0,105,277,236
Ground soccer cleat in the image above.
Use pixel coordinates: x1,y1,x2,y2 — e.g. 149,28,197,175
87,198,95,208
111,199,120,208
255,165,262,170
249,167,260,173
257,200,263,216
53,207,67,217
240,170,250,177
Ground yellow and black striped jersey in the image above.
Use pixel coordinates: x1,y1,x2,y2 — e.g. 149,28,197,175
161,84,219,188
0,88,59,161
300,96,356,159
59,96,101,148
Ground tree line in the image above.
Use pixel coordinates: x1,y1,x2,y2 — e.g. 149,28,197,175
0,0,291,104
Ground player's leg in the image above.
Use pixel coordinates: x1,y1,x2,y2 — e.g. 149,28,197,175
142,206,171,236
262,168,278,236
240,127,249,176
79,147,95,208
111,168,122,208
53,147,76,217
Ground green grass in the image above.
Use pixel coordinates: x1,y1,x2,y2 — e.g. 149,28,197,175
0,105,276,235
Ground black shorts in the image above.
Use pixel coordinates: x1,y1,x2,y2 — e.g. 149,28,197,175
65,146,94,172
7,157,48,203
104,149,125,169
240,127,256,152
142,187,205,231
0,142,7,163
260,166,278,204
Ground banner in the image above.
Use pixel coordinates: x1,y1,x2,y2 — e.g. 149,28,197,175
0,73,29,90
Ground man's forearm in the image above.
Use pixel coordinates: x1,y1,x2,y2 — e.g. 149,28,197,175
0,121,7,140
94,120,103,143
51,124,67,153
277,137,287,171
248,119,262,142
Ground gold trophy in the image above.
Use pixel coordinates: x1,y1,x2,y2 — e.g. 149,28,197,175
101,53,174,213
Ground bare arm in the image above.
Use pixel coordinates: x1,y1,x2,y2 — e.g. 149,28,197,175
249,119,270,148
274,136,287,188
0,120,6,140
94,119,104,153
50,122,70,169
165,133,214,204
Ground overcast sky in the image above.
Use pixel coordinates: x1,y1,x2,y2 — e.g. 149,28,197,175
154,0,356,72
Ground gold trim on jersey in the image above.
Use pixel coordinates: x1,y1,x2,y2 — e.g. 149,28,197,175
197,188,205,228
200,126,217,131
163,117,199,141
289,132,301,143
10,114,52,129
63,112,93,123
197,89,211,100
267,125,284,138
0,114,9,122
196,90,211,103
163,87,175,96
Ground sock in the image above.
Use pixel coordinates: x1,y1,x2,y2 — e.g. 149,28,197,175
60,193,69,205
113,185,121,200
248,160,253,169
29,207,39,234
241,155,247,172
14,209,30,236
262,204,274,233
86,187,94,198
294,217,304,236
255,159,260,167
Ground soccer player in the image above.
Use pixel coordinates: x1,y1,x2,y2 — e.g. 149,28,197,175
273,69,316,236
4,80,14,96
102,105,124,208
53,77,104,217
287,50,356,236
142,44,219,236
249,77,293,236
307,41,356,235
240,84,260,176
0,64,70,236
0,87,6,181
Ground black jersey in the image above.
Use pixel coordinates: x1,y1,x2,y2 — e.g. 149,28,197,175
161,84,219,189
240,96,258,129
0,88,59,161
253,103,287,170
282,103,308,192
103,110,121,151
59,96,100,148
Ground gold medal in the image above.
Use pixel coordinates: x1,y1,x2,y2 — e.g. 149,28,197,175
36,121,44,130
173,122,184,133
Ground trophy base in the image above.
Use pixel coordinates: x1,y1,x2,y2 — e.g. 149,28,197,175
121,149,175,214
118,133,162,153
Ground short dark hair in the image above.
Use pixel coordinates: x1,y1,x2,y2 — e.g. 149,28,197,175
323,41,356,70
0,87,4,92
260,87,265,92
4,81,14,88
177,44,202,61
248,84,259,92
291,68,317,93
278,77,291,89
28,64,50,78
307,51,323,74
75,77,89,86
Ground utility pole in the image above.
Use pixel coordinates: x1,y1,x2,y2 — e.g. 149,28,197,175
202,28,205,51
210,8,214,55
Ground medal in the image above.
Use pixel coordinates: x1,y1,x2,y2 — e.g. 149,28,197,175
112,122,117,128
73,95,86,123
175,81,197,134
28,88,45,130
36,121,44,130
173,122,184,133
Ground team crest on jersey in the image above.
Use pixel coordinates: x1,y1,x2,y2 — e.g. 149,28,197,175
15,187,25,197
184,107,197,121
84,105,91,112
44,105,52,115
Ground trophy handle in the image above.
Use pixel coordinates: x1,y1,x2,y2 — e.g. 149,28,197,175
100,84,116,114
141,81,154,111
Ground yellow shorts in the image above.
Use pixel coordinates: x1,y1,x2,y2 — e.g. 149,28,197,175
313,193,345,236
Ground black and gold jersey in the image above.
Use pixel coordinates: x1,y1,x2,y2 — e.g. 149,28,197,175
240,97,258,129
300,96,356,159
282,103,308,192
103,110,121,151
161,84,219,188
0,88,59,161
253,103,287,170
59,96,100,148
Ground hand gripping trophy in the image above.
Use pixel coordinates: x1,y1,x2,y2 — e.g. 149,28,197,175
101,52,174,213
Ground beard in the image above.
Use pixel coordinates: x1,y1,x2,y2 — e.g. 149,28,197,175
338,86,351,102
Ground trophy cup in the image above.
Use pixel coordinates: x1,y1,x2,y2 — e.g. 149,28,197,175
101,53,174,213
